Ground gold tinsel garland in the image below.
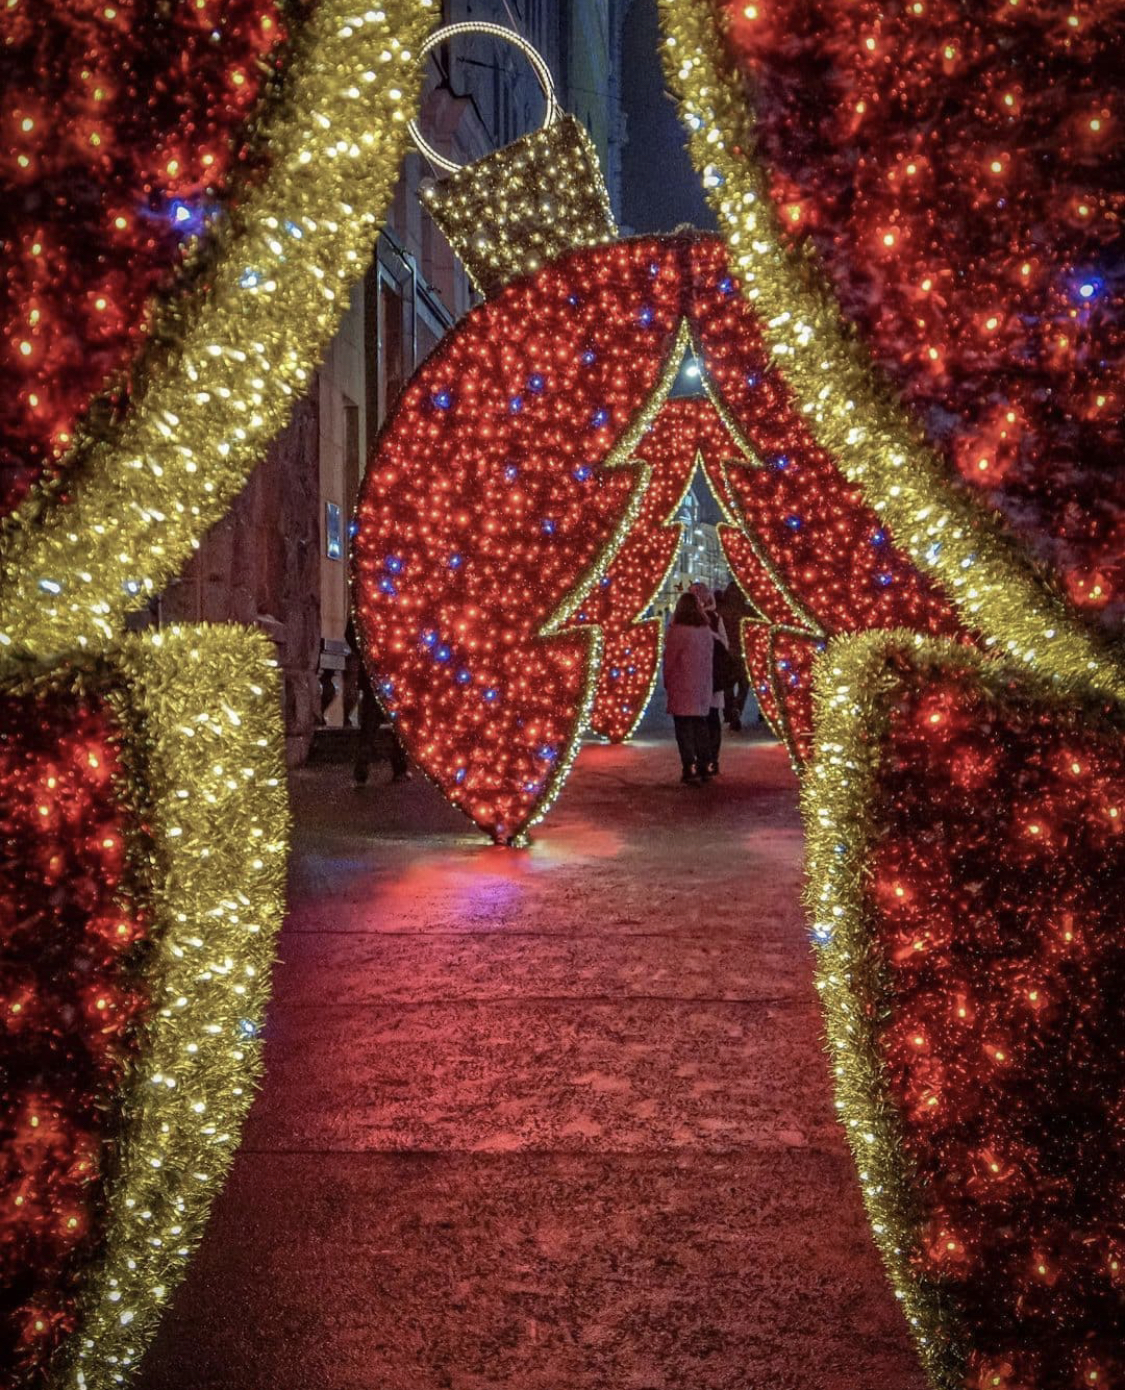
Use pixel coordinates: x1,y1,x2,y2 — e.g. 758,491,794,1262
0,0,439,659
802,629,969,1389
5,625,291,1390
656,0,1125,702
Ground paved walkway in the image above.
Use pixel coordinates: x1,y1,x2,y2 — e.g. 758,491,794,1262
136,728,924,1390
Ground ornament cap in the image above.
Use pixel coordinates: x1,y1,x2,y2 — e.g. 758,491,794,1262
411,24,617,296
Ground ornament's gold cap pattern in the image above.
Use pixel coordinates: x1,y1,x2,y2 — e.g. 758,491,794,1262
421,114,618,296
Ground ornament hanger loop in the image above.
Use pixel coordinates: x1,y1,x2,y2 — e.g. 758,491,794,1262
408,22,561,175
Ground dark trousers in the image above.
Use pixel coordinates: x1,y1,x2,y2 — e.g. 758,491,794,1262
706,707,722,768
355,685,409,782
672,715,709,774
724,675,750,724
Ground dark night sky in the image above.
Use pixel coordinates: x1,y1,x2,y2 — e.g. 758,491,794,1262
618,0,715,236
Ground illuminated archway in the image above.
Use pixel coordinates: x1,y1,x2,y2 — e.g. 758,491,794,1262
354,233,962,843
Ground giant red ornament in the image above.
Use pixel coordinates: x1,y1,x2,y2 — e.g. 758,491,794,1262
354,232,963,841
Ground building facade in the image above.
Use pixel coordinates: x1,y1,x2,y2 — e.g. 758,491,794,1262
158,1,627,763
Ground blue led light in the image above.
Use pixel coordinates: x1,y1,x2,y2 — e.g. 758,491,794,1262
574,465,592,481
509,395,524,414
528,374,545,393
719,277,734,295
590,407,609,428
581,349,597,366
456,669,472,685
379,577,397,596
483,687,499,702
649,262,660,277
239,269,261,288
284,220,303,239
567,292,580,307
877,572,894,587
785,515,802,530
771,454,789,471
455,767,467,784
638,306,654,326
610,667,621,679
169,199,206,236
504,463,519,483
1077,275,1105,301
420,629,437,647
599,575,612,587
746,373,760,388
435,645,452,663
538,745,558,762
448,553,463,570
385,555,403,574
541,518,556,535
870,529,887,546
432,389,453,410
237,1018,260,1039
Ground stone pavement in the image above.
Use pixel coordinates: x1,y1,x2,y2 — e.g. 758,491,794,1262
134,727,925,1390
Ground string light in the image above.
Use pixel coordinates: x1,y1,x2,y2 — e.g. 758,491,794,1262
805,632,1125,1390
0,0,439,658
0,627,287,1387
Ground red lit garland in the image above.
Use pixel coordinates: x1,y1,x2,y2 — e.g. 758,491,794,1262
0,679,149,1382
0,0,294,515
717,0,1125,627
355,234,966,838
807,636,1125,1388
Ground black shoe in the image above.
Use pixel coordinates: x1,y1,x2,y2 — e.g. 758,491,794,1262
392,768,412,783
698,769,712,783
681,769,700,784
708,762,720,776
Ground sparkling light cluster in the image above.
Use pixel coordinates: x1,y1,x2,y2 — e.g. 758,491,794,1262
422,116,617,298
658,0,1125,703
722,0,1125,629
355,232,967,835
0,626,288,1390
0,0,438,658
0,0,293,518
805,632,1125,1389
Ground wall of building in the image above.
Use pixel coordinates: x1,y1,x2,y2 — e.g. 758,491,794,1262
158,1,626,763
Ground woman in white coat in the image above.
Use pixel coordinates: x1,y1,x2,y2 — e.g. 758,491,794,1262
662,592,714,783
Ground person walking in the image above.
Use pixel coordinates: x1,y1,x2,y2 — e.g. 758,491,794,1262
347,616,411,786
662,591,713,784
690,582,731,776
716,580,752,730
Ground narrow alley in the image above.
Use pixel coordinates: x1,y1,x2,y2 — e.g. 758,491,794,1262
136,732,924,1390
